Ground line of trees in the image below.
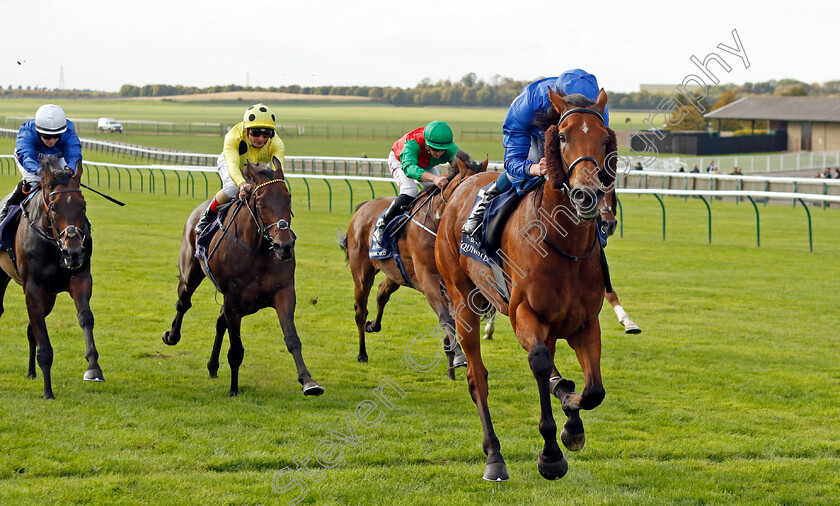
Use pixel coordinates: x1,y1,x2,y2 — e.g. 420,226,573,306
4,76,839,109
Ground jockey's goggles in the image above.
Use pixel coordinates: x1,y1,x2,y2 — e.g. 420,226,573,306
40,133,61,141
248,128,275,139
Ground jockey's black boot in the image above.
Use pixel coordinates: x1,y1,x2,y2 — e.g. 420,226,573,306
0,181,27,225
462,181,502,238
194,204,218,236
372,193,413,246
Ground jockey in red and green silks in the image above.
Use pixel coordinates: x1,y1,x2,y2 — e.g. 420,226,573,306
371,121,458,248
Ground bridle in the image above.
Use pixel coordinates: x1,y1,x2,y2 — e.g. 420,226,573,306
245,178,295,252
23,187,87,253
555,107,606,195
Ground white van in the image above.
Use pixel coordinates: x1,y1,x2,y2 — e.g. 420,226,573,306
98,118,123,133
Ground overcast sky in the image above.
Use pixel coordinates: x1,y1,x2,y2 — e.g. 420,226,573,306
2,0,837,94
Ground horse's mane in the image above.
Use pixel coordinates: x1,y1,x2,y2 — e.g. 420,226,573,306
450,150,485,180
40,155,75,187
534,92,594,131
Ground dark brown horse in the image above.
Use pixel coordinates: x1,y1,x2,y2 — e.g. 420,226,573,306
0,157,102,399
339,151,487,380
162,157,322,397
436,89,614,481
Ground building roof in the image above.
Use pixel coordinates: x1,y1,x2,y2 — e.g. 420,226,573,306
705,96,840,122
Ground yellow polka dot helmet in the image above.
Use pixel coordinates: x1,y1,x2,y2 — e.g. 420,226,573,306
243,103,276,129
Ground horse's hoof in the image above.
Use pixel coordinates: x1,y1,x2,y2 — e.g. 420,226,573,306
208,371,218,379
27,373,36,380
162,331,180,346
364,321,381,333
482,462,509,482
43,393,55,400
538,451,569,480
357,355,368,363
453,352,468,368
621,317,641,334
303,382,324,396
549,376,576,399
83,369,105,382
228,389,239,397
560,413,586,451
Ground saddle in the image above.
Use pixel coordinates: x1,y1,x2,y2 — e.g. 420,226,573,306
0,192,39,251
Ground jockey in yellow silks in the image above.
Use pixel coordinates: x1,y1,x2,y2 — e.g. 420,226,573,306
195,103,286,236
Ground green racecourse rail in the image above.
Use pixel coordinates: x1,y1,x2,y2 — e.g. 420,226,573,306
1,155,838,252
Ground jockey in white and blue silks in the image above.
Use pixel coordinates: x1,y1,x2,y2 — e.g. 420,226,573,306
0,104,83,223
462,69,610,237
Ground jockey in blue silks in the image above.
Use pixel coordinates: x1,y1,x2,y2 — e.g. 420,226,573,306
0,104,83,224
462,69,610,237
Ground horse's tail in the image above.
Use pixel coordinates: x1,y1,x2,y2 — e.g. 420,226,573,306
337,228,349,262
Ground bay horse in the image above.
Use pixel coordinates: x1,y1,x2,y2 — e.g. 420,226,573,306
480,189,641,339
0,157,102,399
339,151,487,380
162,157,323,397
435,89,614,481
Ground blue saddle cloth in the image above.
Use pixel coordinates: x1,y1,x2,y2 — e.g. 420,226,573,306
368,209,413,287
0,192,39,250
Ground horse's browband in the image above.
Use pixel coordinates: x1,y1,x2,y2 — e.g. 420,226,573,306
254,179,285,192
557,108,604,126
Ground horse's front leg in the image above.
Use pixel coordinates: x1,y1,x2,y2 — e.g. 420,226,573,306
451,287,508,481
162,256,204,346
69,274,104,381
27,324,36,379
24,284,54,399
513,305,568,480
222,303,244,397
556,318,605,452
273,287,323,396
207,310,226,378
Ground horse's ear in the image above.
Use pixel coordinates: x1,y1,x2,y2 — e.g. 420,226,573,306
271,156,285,178
72,160,83,185
548,87,570,115
544,125,567,189
592,88,608,116
481,155,489,172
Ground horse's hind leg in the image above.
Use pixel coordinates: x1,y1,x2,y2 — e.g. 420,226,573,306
69,274,104,382
207,310,226,378
417,271,466,380
162,258,204,346
274,286,323,396
605,289,641,334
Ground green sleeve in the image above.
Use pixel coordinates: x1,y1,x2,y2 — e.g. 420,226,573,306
400,139,425,181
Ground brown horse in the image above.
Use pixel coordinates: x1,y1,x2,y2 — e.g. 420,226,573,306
0,157,102,399
162,157,322,397
481,188,641,339
435,89,614,481
339,151,487,380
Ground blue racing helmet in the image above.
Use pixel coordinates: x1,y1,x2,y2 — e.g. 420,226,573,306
556,69,609,125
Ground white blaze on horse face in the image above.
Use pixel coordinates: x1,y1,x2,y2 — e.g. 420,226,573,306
66,195,72,203
581,121,589,134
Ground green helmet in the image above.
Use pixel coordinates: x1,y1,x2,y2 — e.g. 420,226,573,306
423,121,453,150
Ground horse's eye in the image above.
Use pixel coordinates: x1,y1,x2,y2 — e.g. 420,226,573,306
558,133,566,143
